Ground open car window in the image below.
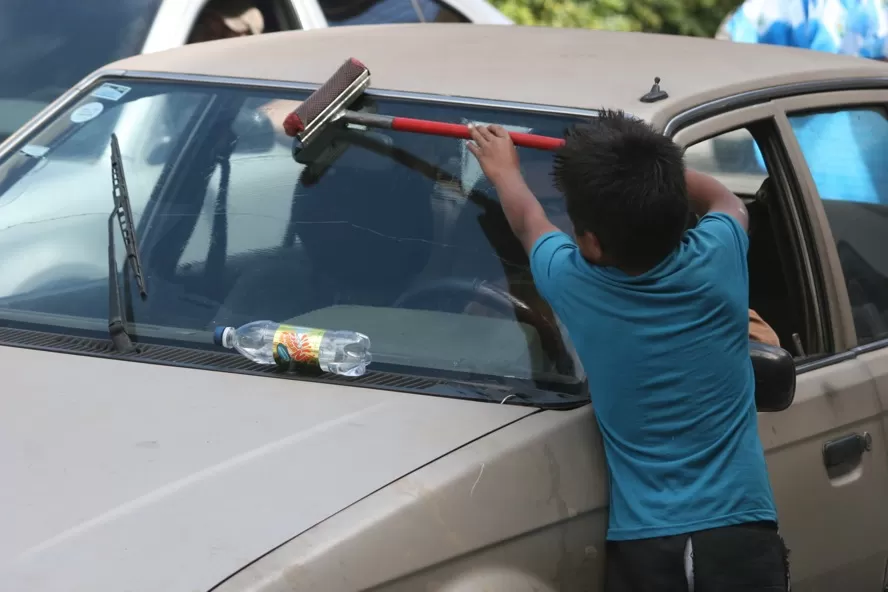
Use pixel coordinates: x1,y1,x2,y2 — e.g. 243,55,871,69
0,79,588,400
682,121,824,360
682,127,767,196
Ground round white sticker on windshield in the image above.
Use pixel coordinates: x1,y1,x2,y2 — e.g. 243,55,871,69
70,102,104,124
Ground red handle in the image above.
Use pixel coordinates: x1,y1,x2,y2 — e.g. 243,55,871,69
389,117,565,151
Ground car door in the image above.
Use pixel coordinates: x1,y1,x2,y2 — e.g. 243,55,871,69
675,102,888,591
776,89,888,590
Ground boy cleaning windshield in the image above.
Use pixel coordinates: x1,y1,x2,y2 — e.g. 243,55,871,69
467,113,788,590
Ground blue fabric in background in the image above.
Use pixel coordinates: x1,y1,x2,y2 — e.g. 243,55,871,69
720,0,888,204
790,109,888,204
723,0,888,59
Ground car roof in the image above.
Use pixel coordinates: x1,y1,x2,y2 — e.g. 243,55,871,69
105,24,888,127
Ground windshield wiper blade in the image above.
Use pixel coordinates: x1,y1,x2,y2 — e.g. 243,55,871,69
433,377,584,410
108,133,147,352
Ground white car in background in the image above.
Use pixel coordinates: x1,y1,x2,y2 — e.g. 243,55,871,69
0,0,511,143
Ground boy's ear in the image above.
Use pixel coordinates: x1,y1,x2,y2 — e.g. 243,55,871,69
576,231,604,263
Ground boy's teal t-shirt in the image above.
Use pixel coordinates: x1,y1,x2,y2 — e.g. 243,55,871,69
531,213,777,541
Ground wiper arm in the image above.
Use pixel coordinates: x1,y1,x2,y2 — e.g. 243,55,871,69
434,376,586,410
108,133,147,352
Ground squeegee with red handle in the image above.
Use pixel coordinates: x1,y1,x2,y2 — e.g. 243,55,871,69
284,58,566,152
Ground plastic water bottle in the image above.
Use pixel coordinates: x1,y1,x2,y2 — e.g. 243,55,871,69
214,321,371,377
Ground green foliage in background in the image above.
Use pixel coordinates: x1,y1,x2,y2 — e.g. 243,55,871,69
493,0,743,38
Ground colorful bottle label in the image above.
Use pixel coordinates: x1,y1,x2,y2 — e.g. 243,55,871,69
272,325,326,371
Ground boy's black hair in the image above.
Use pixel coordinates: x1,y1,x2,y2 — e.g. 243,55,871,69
552,109,689,271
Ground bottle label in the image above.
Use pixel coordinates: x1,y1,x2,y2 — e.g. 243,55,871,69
272,325,326,371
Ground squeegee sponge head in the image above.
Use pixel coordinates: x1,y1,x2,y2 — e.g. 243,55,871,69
283,58,368,137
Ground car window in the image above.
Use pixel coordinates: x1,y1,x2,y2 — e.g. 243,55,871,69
788,106,888,345
0,86,206,295
685,125,808,354
317,0,470,25
790,107,888,205
0,0,163,143
682,127,768,196
0,79,585,394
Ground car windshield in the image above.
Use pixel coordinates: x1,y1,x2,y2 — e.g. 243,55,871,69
0,78,587,400
0,0,162,143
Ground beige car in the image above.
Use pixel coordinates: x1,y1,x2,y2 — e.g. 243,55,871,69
1,24,887,592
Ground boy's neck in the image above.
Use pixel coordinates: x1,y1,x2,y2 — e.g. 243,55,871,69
580,252,649,277
615,265,648,277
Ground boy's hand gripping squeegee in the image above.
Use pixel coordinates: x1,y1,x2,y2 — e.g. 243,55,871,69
283,58,566,151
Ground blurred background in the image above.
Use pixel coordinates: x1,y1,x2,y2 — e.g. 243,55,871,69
494,0,738,37
0,0,745,146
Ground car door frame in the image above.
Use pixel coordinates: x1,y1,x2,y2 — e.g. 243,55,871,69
286,0,329,29
775,88,888,590
671,102,888,590
771,89,888,346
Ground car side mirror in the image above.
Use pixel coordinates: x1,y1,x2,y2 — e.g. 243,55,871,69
750,342,796,412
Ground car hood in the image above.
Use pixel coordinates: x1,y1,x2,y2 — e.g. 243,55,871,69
0,345,533,592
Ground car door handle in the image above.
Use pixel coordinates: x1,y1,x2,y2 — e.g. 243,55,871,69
823,432,873,469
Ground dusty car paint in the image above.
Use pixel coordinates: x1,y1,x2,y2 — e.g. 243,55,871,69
214,405,607,591
1,345,532,591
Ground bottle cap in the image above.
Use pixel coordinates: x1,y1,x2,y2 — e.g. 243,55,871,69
213,326,228,346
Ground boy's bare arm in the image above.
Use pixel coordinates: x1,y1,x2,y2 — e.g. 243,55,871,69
467,124,558,253
481,171,558,254
685,168,749,232
749,308,780,346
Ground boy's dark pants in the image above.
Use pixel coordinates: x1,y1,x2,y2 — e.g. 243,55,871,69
605,521,790,591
